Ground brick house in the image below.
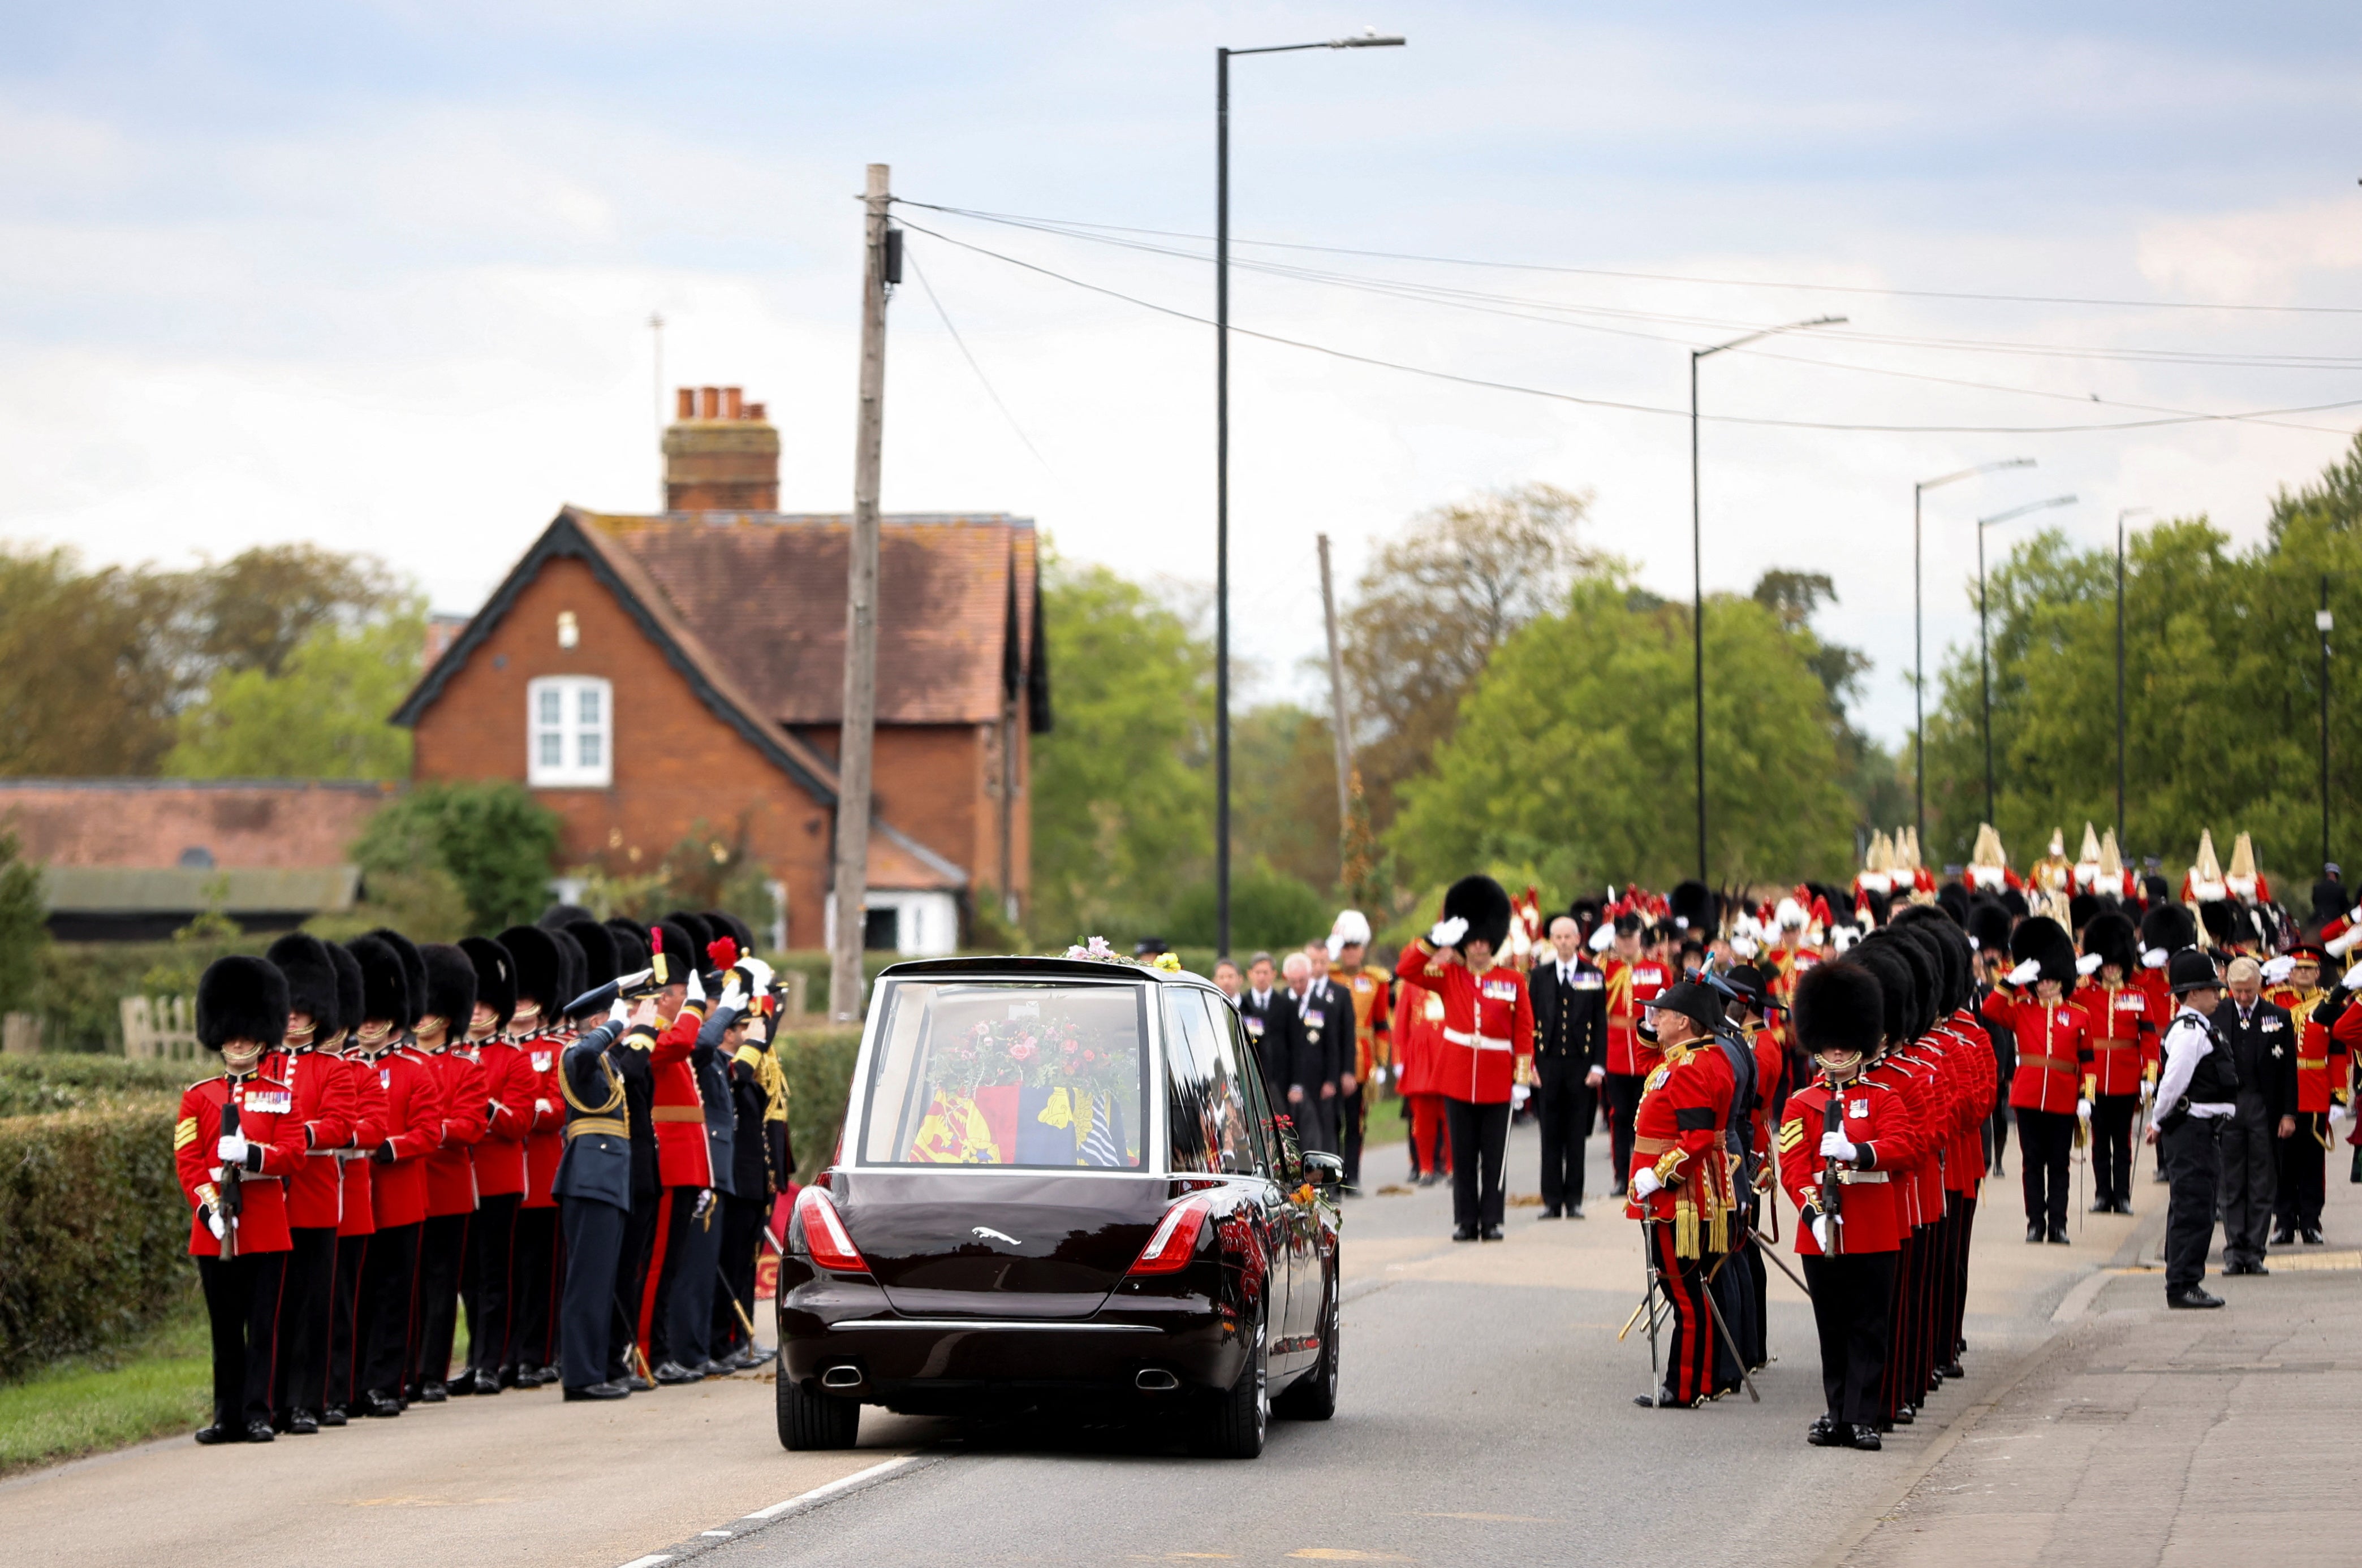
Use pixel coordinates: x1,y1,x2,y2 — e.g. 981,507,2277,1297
391,387,1049,953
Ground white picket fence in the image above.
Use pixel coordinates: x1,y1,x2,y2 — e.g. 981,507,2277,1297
120,995,203,1061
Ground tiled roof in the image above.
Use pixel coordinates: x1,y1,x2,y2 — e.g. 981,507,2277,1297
0,779,393,869
582,510,1041,727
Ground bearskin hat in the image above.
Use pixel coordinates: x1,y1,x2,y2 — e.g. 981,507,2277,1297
1669,880,1716,934
605,918,650,975
2082,910,2139,976
1901,918,1966,1014
496,924,564,1018
2197,900,2236,945
1851,940,1916,1044
196,954,289,1052
417,943,479,1030
663,910,715,956
1968,897,2014,954
347,934,410,1029
1878,931,1939,1038
264,932,341,1039
2139,902,2197,957
2011,915,2079,990
703,909,756,956
1794,959,1885,1058
327,942,364,1043
1997,887,2029,920
565,919,619,989
540,902,596,930
545,926,586,1012
650,918,700,988
2143,872,2171,906
365,928,428,1029
1440,875,1514,951
2068,892,2099,934
1936,882,1971,925
459,936,517,1034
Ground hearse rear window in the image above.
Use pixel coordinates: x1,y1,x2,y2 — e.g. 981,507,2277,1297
858,981,1150,1169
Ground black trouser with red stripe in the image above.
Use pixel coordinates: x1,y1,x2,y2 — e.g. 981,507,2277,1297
1801,1249,1896,1428
511,1205,559,1373
357,1220,420,1401
1646,1223,1718,1406
2274,1114,2328,1233
463,1193,520,1383
2016,1108,2075,1232
271,1225,338,1420
199,1250,287,1429
327,1233,369,1411
2091,1094,2139,1207
411,1212,471,1393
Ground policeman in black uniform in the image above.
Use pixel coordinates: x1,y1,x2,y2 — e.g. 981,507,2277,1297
2147,951,2235,1309
556,994,654,1400
1528,914,1607,1219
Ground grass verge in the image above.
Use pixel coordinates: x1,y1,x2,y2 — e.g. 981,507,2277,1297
0,1302,210,1477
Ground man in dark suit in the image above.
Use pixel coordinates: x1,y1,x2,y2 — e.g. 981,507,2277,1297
1238,952,1285,1111
2214,955,2296,1274
1528,914,1607,1217
1277,947,1356,1157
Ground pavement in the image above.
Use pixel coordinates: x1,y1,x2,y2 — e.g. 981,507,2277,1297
5,1119,2343,1567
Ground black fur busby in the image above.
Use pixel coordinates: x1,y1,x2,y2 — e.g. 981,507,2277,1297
565,919,619,990
2143,872,2171,906
2010,915,2079,990
2140,901,2197,957
1794,959,1885,1058
1859,887,1893,930
1668,880,1715,934
2082,910,2139,977
1998,887,2029,920
2067,892,2099,934
2197,900,2236,945
540,902,596,930
1936,882,1970,925
497,925,563,1018
2313,872,2348,928
196,954,289,1052
327,942,364,1044
605,918,650,975
1880,931,1939,1038
365,928,428,1029
1968,897,2014,955
264,932,342,1039
703,909,756,957
1851,941,1916,1044
459,936,517,1034
650,918,700,987
1440,875,1513,951
663,910,715,957
347,934,411,1029
417,943,479,1031
545,927,586,1011
1893,919,1960,1016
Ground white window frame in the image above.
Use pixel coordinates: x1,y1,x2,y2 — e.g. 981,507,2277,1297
526,676,613,788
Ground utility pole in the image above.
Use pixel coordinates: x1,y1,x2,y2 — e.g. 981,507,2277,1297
831,162,892,1022
2321,580,2335,869
1317,534,1352,832
650,313,666,510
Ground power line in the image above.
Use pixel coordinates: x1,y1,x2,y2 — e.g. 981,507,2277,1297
892,218,2362,438
898,200,2362,318
904,243,1053,472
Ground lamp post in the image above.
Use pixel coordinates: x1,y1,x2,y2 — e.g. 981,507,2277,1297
2321,584,2335,868
1913,459,2033,844
1977,494,2077,826
1689,314,1844,884
1215,29,1403,959
2114,507,2152,850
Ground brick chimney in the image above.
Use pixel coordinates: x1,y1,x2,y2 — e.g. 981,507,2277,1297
662,385,779,511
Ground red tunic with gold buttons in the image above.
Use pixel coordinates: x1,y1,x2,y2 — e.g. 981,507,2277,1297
2080,979,2157,1098
2134,965,2173,1079
1623,1039,1735,1256
264,1043,358,1232
421,1043,487,1217
518,1025,566,1208
2272,987,2333,1115
650,1001,714,1187
469,1036,537,1199
1392,941,1536,1105
1935,1010,1997,1194
1983,992,2091,1116
337,1047,388,1238
368,1044,444,1229
1867,1051,1941,1228
175,1070,311,1255
1602,956,1672,1077
1777,1074,1920,1255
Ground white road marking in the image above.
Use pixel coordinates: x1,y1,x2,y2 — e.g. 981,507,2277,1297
617,1556,674,1568
747,1454,923,1520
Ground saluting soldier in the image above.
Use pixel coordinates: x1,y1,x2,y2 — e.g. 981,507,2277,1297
178,955,308,1444
714,979,794,1370
558,991,658,1401
1395,876,1535,1242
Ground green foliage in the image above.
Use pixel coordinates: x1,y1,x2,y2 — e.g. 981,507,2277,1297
774,1026,862,1185
1029,554,1213,947
136,893,249,1000
1391,573,1856,891
0,830,49,1014
164,602,424,780
351,781,561,935
1166,865,1331,955
965,884,1026,953
0,1105,194,1381
0,1301,209,1470
1232,703,1343,895
0,1055,188,1116
304,865,469,945
767,950,902,1020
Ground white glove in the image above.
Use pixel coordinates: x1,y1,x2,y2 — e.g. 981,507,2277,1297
1372,1066,1388,1086
1428,916,1469,948
2342,961,2362,992
2142,947,2169,970
2077,1098,2093,1120
533,1098,554,1120
1589,923,1614,953
1510,1083,1531,1111
2331,1103,2351,1125
685,967,706,1004
718,974,747,1012
1811,1215,1830,1252
1818,1130,1857,1161
216,1131,249,1165
740,956,774,991
2262,955,2296,984
1631,1168,1662,1201
607,997,632,1027
2076,953,2103,976
206,1210,226,1241
2007,959,2042,987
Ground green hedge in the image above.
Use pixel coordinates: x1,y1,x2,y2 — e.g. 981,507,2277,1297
0,1056,189,1117
775,1026,861,1185
0,1106,195,1383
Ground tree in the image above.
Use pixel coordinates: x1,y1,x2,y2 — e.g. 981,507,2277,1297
1231,702,1342,895
1341,483,1599,835
0,829,48,1013
1167,865,1330,954
351,781,562,935
1390,572,1856,893
186,544,403,678
0,547,186,775
1028,554,1213,947
164,602,425,780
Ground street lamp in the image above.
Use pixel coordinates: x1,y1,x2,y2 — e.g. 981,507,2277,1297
1913,459,2033,844
2320,586,2335,867
1977,494,2077,826
1689,316,1843,885
2114,507,2152,851
1215,29,1404,958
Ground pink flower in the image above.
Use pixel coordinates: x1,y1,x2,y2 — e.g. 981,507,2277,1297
1009,1040,1037,1062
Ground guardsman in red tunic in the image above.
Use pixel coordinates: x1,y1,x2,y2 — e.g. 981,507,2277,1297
1329,911,1389,1193
348,934,445,1418
1848,939,1937,1431
1598,912,1665,1197
642,918,716,1381
1622,979,1734,1409
458,935,535,1394
1390,974,1450,1184
1394,875,1535,1242
323,941,385,1426
2077,912,2155,1215
2269,943,2334,1244
1982,916,2089,1243
410,944,485,1402
2135,902,2198,1185
495,923,570,1386
177,956,309,1444
259,934,357,1436
1780,958,1920,1451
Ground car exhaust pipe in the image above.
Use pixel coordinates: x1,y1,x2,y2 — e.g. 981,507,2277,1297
1134,1368,1180,1392
821,1364,865,1390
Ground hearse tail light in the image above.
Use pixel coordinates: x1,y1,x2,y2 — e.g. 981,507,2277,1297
1128,1195,1214,1276
795,1185,869,1273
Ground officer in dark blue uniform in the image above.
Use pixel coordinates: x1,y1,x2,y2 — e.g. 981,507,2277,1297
556,994,656,1400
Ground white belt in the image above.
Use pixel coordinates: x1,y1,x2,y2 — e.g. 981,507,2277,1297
1835,1169,1888,1185
1442,1027,1513,1051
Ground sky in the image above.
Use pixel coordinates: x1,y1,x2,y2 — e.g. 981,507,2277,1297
3,1,2359,751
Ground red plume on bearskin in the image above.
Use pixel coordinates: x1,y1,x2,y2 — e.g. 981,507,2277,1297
708,935,740,970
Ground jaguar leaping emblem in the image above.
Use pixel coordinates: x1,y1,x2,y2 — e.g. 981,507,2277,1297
972,1226,1020,1246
